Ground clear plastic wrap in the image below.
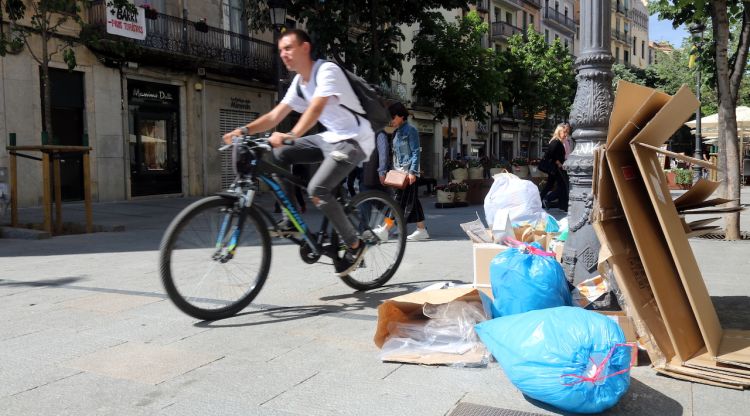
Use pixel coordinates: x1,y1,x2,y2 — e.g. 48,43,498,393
379,300,489,367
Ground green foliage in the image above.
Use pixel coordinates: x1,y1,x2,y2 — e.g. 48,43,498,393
410,11,507,123
444,159,465,171
444,181,467,192
511,157,528,166
504,28,576,122
467,159,483,168
673,168,694,185
243,0,467,83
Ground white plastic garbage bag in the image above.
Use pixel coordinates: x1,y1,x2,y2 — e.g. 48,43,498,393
484,173,546,227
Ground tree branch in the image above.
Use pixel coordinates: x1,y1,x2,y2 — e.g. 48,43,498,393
729,5,750,103
22,33,42,65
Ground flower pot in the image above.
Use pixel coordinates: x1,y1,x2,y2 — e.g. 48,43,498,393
489,168,506,177
451,168,468,181
437,190,454,203
468,167,484,180
453,191,468,203
513,165,529,178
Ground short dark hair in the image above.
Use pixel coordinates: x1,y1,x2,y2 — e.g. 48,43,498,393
388,102,409,118
280,29,313,47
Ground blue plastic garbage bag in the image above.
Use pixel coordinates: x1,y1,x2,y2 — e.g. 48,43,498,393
489,242,572,317
475,306,632,414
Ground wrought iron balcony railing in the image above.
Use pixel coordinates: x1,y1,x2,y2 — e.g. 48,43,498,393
87,1,275,78
491,21,523,40
521,0,542,9
380,79,409,102
543,7,577,33
611,30,633,47
612,2,630,17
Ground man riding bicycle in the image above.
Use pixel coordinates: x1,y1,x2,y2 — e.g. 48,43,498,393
223,29,374,277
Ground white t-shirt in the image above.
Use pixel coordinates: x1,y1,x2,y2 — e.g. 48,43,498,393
281,60,374,157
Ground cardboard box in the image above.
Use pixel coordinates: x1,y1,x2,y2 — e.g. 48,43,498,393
373,287,490,366
472,243,508,289
593,81,750,388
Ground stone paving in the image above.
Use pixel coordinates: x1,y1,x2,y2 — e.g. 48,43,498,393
0,189,749,415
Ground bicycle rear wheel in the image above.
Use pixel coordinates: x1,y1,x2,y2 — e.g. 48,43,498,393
339,190,407,290
159,196,271,320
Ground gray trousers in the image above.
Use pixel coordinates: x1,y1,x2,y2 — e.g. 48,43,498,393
273,135,366,246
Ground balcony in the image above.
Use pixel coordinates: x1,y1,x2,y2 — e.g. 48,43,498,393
491,21,523,41
612,2,629,17
380,79,409,102
475,0,489,13
611,30,633,46
543,8,577,33
86,1,276,82
521,0,542,9
496,0,524,10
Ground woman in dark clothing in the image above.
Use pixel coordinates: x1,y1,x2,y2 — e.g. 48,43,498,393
539,124,569,212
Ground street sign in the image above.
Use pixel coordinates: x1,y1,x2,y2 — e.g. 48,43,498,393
106,2,146,41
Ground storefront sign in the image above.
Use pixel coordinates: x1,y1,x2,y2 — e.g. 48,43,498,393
128,81,178,108
412,119,434,134
230,97,252,111
106,2,146,41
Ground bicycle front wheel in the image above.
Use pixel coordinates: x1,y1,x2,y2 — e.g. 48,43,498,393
159,196,271,320
339,190,407,290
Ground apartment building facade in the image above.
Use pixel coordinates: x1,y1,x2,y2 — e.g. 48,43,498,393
1,0,278,207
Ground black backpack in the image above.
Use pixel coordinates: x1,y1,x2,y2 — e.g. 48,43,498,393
296,61,391,132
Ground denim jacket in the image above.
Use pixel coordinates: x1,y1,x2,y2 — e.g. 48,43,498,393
392,121,420,175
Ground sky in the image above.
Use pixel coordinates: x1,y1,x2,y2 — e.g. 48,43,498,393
649,13,690,48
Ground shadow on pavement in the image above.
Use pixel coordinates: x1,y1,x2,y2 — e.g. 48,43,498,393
0,276,84,287
523,378,683,415
713,296,750,330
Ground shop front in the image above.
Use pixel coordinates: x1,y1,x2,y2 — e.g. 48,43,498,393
127,80,181,197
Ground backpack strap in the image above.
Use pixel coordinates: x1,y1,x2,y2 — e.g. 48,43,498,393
295,61,363,126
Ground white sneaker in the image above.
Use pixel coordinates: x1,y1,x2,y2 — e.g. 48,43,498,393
407,228,429,241
372,225,389,242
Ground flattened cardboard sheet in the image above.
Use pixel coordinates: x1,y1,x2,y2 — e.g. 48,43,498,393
717,330,750,367
687,348,750,377
655,368,744,390
607,81,660,145
637,142,716,170
606,149,704,361
630,85,700,148
665,361,750,387
673,179,721,208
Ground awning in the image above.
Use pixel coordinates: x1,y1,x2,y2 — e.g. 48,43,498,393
411,110,436,120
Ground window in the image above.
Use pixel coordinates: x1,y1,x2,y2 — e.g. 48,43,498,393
564,6,568,18
523,11,528,31
50,0,77,14
633,36,636,51
506,12,513,24
615,47,620,63
530,15,534,29
641,40,645,59
564,39,569,50
554,34,559,41
545,29,549,43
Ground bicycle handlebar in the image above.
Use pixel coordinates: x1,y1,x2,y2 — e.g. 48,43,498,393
218,134,294,152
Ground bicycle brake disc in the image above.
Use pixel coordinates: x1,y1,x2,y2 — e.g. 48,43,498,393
299,244,321,264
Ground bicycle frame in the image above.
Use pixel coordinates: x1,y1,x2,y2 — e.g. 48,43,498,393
227,156,341,260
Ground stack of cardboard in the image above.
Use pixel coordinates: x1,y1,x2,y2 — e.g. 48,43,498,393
593,81,750,389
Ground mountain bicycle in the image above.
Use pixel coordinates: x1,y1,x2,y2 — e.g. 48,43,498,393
159,135,407,320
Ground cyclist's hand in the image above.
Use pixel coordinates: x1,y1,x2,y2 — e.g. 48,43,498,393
222,129,242,144
269,132,294,148
379,175,386,186
408,174,417,185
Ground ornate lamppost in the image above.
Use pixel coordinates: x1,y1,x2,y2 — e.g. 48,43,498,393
268,0,287,103
563,0,615,308
689,22,706,182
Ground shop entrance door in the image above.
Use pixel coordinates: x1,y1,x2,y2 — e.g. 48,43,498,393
48,68,85,200
130,112,181,196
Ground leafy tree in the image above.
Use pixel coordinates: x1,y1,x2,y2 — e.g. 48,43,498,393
244,0,467,83
1,0,134,142
650,0,749,240
409,11,506,152
503,28,575,155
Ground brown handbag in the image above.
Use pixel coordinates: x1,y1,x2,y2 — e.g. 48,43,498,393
384,170,409,189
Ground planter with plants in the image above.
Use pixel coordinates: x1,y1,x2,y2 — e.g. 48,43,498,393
447,181,469,202
674,168,693,189
511,157,529,178
467,159,484,179
489,160,509,176
528,158,546,178
435,184,454,204
444,159,467,181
